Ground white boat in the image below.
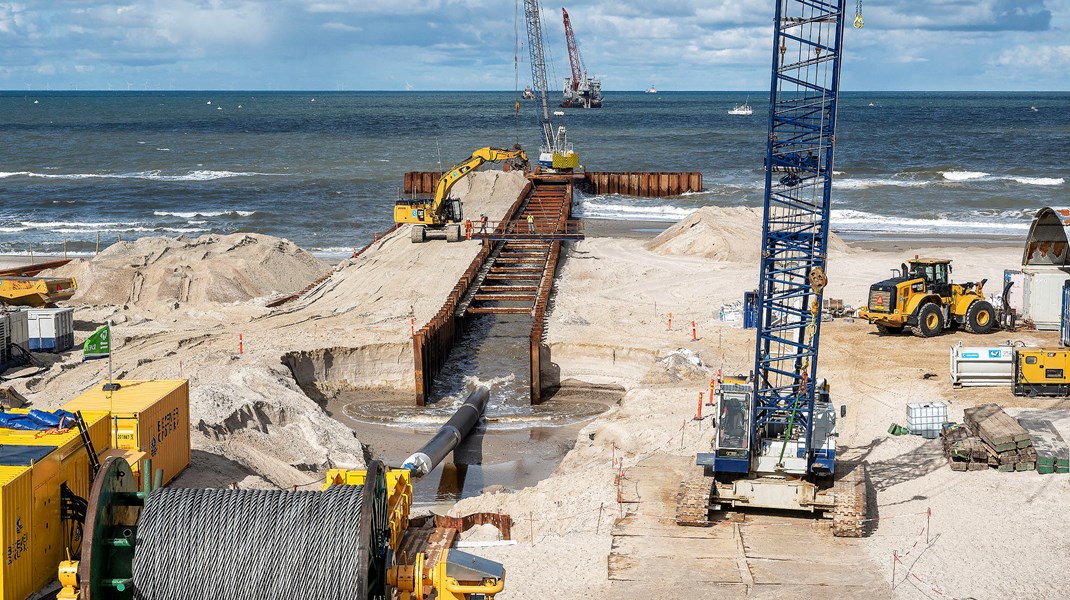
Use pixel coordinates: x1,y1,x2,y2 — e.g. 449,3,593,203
728,97,753,115
645,86,657,94
552,110,565,116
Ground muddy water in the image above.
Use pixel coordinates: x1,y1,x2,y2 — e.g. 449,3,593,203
330,314,619,510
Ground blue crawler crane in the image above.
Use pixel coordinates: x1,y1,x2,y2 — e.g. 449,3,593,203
677,0,866,537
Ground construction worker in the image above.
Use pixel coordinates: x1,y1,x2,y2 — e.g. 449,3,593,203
479,213,488,234
464,219,472,240
527,214,535,233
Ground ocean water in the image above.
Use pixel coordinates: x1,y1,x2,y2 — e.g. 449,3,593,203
1,91,1066,258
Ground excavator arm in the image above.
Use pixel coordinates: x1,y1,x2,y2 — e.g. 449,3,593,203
394,147,528,229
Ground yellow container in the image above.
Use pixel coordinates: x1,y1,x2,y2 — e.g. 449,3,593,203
62,380,190,486
0,467,32,600
0,410,110,458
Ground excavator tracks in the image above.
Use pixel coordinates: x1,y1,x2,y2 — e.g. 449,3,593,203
831,462,867,537
674,472,714,527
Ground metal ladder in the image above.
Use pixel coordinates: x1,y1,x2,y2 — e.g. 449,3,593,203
74,410,101,478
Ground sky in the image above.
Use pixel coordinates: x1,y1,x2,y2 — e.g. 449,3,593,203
0,1,1067,91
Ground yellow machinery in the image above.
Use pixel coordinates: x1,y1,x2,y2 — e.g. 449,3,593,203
1013,348,1070,396
57,459,504,600
395,146,528,243
859,257,995,337
0,277,77,307
325,468,505,600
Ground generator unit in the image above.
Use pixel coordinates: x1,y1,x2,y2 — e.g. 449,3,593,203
1014,348,1070,397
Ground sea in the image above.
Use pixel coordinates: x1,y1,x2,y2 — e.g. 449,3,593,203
1,91,1066,259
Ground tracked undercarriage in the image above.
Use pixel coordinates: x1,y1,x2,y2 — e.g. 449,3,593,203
675,462,868,537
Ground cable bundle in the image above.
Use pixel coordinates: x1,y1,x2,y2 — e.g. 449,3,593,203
133,485,365,600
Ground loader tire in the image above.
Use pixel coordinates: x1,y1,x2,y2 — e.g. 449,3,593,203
964,300,996,334
875,324,904,335
912,303,944,338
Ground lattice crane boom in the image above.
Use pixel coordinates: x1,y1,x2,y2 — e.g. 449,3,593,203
752,0,846,476
522,0,556,152
562,8,585,92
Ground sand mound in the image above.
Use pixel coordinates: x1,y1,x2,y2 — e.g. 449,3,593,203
51,233,328,310
644,206,847,262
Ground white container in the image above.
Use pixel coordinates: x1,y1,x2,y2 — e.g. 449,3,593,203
26,307,75,352
907,402,947,439
4,310,29,349
949,343,1015,387
1021,266,1070,330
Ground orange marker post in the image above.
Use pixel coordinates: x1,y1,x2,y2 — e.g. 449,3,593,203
239,333,244,355
667,312,673,330
410,317,416,336
692,320,697,341
695,391,704,420
352,246,357,258
708,378,716,405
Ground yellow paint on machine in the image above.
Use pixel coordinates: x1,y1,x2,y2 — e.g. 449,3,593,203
0,467,32,600
62,380,190,487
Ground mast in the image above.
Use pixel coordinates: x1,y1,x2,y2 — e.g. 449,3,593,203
522,0,556,152
752,0,846,474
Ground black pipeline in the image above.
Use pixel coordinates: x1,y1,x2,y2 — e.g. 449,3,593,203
402,386,489,477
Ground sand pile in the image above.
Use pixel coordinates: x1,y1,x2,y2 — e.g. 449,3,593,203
51,233,328,310
644,206,848,262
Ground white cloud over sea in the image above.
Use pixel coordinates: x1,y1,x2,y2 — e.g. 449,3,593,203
0,0,1066,90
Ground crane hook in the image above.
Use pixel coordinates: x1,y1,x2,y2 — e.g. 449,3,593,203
853,0,864,28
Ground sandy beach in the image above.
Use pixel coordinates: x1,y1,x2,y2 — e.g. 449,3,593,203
5,170,1066,599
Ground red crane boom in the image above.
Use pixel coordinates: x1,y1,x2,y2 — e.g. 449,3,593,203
562,8,584,92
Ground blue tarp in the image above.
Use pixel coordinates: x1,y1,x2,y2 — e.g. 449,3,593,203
0,409,78,431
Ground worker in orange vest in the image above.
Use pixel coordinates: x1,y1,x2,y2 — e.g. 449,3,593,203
464,219,472,240
479,213,488,234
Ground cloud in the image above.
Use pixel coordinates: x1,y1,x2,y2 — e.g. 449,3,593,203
0,0,1065,90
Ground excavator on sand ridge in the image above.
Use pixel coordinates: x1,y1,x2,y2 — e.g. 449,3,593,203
394,146,528,243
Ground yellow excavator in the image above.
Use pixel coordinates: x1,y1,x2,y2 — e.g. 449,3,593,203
395,146,528,243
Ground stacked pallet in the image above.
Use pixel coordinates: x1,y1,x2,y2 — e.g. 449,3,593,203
940,423,989,471
1017,417,1070,475
963,404,1035,472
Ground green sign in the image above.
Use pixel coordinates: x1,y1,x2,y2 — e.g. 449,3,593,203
83,324,111,360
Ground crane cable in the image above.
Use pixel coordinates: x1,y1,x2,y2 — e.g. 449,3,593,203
514,0,521,145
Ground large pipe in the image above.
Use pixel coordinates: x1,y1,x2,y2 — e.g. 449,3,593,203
402,386,489,477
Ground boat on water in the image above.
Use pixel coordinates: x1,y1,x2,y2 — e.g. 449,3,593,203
522,85,536,100
728,98,753,115
645,86,657,94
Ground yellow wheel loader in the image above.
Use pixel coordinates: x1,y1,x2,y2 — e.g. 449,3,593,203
858,258,996,338
394,146,528,243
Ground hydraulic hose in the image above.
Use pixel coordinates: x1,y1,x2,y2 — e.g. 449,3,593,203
402,386,489,477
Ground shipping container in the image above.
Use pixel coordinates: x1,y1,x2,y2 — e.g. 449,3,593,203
0,410,110,460
3,313,28,351
1062,281,1070,347
1019,267,1070,331
1014,348,1070,397
0,466,32,600
62,380,190,486
24,308,74,353
949,343,1016,387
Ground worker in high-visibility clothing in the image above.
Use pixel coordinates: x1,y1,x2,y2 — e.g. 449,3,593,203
526,214,535,233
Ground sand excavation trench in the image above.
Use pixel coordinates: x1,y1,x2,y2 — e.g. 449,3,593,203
281,334,633,508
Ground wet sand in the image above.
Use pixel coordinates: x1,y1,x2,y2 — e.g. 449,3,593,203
326,386,621,510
